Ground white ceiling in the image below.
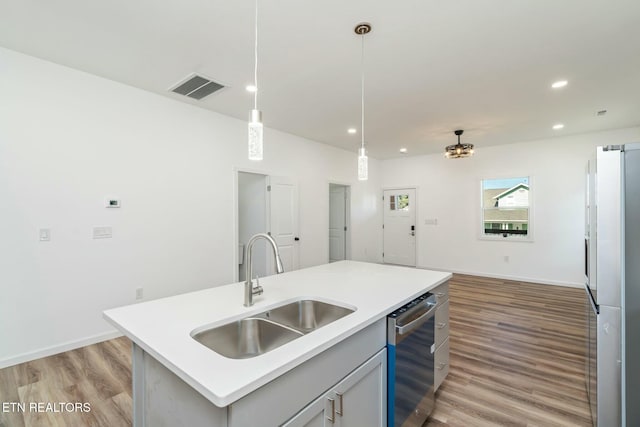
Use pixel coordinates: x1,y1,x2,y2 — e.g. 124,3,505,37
1,0,639,159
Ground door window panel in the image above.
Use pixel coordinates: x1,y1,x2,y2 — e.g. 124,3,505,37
389,194,410,211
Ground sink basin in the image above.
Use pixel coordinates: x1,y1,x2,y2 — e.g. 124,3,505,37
192,299,356,358
192,318,303,359
261,299,355,333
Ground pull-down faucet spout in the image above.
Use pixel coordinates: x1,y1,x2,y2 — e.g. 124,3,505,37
244,233,284,307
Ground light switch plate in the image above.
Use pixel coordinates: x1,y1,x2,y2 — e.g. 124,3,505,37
93,226,113,239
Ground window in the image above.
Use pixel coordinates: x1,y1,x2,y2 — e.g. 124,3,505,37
389,194,409,211
480,177,531,240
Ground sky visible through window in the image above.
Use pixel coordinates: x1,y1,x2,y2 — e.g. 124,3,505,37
483,177,529,190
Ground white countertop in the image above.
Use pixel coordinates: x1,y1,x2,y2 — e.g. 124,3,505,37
103,261,451,407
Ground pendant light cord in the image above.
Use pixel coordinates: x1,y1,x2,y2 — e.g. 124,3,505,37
253,0,258,110
360,33,365,151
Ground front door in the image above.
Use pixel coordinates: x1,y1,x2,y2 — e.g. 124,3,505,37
383,188,416,267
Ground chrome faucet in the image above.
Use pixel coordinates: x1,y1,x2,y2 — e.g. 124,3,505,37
244,233,285,307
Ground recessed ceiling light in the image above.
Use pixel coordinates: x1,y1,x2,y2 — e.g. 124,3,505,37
399,148,407,153
551,80,568,89
553,123,565,130
347,128,357,134
246,85,257,92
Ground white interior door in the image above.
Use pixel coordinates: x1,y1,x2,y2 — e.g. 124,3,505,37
383,188,416,266
269,176,299,273
329,185,346,262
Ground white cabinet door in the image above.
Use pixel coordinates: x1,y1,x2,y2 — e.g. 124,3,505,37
333,348,386,427
435,300,449,348
281,392,332,427
434,337,450,391
284,349,386,427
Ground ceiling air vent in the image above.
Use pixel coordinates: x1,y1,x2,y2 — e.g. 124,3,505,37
170,74,225,100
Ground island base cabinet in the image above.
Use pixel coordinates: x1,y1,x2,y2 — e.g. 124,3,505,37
434,337,450,391
282,348,387,427
132,343,227,427
132,319,386,427
432,281,450,391
228,319,386,427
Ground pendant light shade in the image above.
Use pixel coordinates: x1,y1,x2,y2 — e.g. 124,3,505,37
358,147,368,181
355,23,371,181
248,109,263,160
248,0,263,161
445,129,474,158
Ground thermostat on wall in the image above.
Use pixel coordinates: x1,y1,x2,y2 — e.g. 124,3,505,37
105,198,121,208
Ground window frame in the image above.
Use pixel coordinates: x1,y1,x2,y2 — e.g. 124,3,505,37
478,175,534,242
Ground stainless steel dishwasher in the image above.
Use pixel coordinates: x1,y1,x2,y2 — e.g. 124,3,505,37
387,292,438,427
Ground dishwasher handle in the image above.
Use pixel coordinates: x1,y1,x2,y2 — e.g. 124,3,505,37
396,303,437,335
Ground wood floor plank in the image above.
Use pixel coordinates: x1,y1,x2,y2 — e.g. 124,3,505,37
0,366,26,427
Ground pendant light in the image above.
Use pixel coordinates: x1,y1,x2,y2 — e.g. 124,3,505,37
248,0,263,161
445,129,474,158
355,23,371,181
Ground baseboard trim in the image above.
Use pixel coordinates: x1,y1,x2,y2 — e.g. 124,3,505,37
417,265,583,288
0,330,123,369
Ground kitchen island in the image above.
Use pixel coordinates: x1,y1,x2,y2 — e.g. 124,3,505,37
104,261,451,427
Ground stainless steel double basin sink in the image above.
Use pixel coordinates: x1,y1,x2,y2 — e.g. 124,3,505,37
191,299,355,359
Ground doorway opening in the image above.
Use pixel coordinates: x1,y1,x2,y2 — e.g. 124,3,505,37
329,183,351,263
236,171,300,282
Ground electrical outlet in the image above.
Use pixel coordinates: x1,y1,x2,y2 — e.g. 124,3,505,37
136,287,143,300
39,228,51,241
105,198,121,208
504,255,510,263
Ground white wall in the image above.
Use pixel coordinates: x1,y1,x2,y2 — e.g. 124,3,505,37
382,126,640,286
0,47,382,367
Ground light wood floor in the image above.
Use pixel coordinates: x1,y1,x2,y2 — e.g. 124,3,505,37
0,274,590,427
427,274,591,427
0,337,132,427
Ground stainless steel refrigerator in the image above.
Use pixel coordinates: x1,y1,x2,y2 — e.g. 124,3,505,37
585,144,640,427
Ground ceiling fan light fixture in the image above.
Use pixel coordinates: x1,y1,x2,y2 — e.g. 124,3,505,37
445,129,474,159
